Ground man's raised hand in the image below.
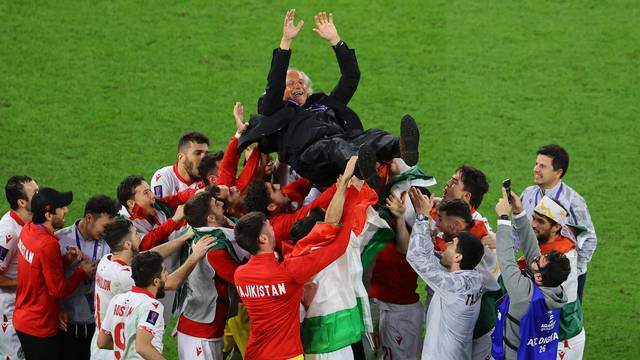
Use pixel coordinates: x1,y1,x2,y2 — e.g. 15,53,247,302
386,193,406,219
312,11,341,46
495,188,512,217
280,9,304,50
172,205,185,223
408,187,433,217
496,187,523,216
233,102,247,136
340,156,358,187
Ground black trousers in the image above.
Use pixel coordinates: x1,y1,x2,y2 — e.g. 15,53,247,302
59,323,95,360
16,330,61,360
351,339,366,360
577,272,587,304
295,129,400,187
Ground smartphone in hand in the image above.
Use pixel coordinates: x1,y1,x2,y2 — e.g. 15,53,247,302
502,179,512,205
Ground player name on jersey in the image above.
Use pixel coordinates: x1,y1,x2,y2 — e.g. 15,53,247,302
102,288,165,360
236,283,287,298
17,240,33,264
95,274,111,292
113,304,135,317
465,291,482,306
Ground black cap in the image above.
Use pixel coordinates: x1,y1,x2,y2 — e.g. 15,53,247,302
31,188,73,223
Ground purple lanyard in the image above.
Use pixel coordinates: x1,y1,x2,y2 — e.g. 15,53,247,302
535,183,564,205
75,225,99,262
35,223,51,235
75,225,98,314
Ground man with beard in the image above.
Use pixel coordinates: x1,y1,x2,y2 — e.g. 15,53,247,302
530,196,585,360
0,176,39,360
99,252,168,359
151,131,210,198
239,10,420,188
14,188,97,360
405,188,484,360
93,219,215,360
55,195,120,360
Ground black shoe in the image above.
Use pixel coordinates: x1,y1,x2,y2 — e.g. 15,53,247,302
400,114,420,166
357,144,380,189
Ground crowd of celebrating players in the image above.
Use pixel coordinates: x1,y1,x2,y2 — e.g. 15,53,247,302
0,9,597,360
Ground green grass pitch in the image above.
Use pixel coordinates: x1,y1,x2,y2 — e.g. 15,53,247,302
1,1,638,358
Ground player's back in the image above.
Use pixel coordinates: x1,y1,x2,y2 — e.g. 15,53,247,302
94,254,134,325
91,254,134,359
423,270,483,360
235,253,305,359
101,288,165,360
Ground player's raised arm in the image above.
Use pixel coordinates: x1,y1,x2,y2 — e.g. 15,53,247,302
494,190,533,300
233,102,247,136
323,156,357,224
507,189,542,263
285,157,357,284
405,188,439,279
387,193,410,254
148,228,194,259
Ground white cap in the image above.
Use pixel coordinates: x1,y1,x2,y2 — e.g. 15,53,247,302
534,195,568,225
